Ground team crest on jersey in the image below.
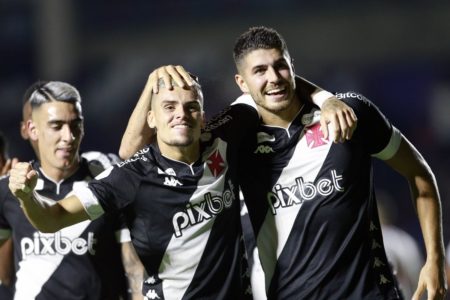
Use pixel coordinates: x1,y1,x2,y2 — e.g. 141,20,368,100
305,123,328,148
206,149,225,177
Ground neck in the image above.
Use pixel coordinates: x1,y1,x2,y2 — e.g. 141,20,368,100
158,142,200,165
260,95,303,128
40,157,80,182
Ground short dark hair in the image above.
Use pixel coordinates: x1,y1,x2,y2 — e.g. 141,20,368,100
233,26,289,66
23,81,83,114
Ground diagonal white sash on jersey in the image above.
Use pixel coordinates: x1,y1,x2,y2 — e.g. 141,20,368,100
251,118,334,300
158,140,230,300
14,220,91,300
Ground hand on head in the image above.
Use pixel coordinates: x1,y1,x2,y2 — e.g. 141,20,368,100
149,65,195,94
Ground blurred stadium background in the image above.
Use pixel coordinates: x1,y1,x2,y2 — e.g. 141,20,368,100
0,0,449,264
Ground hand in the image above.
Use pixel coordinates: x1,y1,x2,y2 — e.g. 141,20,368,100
0,157,19,176
412,260,447,300
148,65,194,94
8,162,38,201
320,97,357,143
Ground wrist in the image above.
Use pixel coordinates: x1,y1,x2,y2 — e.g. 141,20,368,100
312,90,334,108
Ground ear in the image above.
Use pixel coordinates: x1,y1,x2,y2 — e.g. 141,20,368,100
147,111,155,129
200,111,206,129
235,74,249,94
20,120,29,140
290,57,295,74
27,120,39,141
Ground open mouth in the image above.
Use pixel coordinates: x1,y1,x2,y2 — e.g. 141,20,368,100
265,87,287,97
172,123,192,129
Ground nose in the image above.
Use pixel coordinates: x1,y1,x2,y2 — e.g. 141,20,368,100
61,124,75,142
266,66,281,83
175,105,189,120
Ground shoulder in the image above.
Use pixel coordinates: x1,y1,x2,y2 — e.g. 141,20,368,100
81,151,121,177
115,146,155,173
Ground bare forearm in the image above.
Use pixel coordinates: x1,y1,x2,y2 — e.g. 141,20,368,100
119,80,155,160
413,173,445,263
122,242,145,299
18,192,66,233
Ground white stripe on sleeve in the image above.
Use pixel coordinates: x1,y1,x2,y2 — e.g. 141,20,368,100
373,126,402,160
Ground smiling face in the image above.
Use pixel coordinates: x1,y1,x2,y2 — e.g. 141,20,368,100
29,101,84,179
235,48,301,126
147,85,204,162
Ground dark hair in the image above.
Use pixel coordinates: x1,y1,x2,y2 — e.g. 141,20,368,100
233,26,289,66
23,81,83,114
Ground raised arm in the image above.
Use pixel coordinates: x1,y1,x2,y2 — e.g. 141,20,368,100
383,136,447,300
8,162,89,233
119,65,194,160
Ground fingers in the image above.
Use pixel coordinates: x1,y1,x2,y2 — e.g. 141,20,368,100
320,118,329,140
8,162,37,197
148,65,193,94
411,284,424,300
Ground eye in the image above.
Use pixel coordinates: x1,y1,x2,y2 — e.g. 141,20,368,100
254,67,266,75
187,103,201,112
164,104,175,111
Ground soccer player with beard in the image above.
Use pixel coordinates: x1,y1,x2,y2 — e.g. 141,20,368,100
118,26,446,300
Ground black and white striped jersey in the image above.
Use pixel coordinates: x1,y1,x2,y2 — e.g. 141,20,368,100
75,104,258,300
0,153,129,300
239,92,403,300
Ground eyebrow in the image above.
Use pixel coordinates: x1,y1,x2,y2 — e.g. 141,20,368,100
251,58,289,72
47,117,83,125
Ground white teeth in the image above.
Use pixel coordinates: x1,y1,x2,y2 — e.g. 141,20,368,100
266,88,285,95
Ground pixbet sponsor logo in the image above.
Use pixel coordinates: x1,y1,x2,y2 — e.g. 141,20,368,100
172,180,236,237
21,232,97,258
268,170,344,214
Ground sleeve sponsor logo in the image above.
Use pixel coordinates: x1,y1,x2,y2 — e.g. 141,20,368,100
118,147,150,168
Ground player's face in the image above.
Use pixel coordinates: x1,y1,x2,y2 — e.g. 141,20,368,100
29,101,84,174
148,86,204,149
235,48,298,119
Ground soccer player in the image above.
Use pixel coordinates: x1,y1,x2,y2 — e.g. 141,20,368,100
9,77,259,299
232,26,446,300
1,81,143,300
118,26,447,300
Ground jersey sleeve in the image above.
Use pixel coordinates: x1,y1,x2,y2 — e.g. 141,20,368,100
204,94,259,144
335,92,401,159
74,160,142,220
81,151,122,177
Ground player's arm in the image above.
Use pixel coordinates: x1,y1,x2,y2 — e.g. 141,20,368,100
121,241,145,300
119,65,194,160
296,76,357,142
8,162,89,233
382,136,447,300
0,238,14,287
